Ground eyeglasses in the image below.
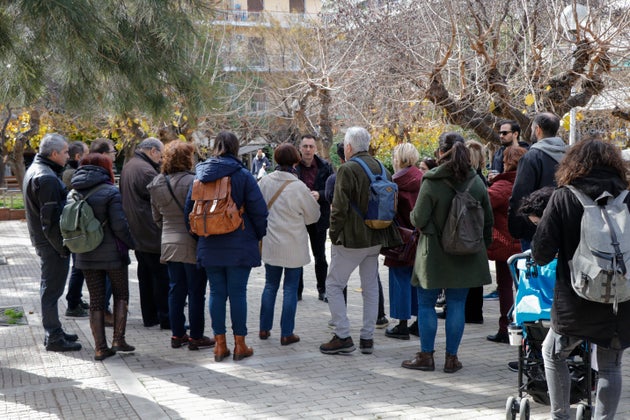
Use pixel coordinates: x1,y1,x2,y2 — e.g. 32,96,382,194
499,131,513,136
301,144,316,149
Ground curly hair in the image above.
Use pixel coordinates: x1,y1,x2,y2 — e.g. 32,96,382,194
162,140,195,174
555,138,628,188
518,186,555,218
80,153,115,184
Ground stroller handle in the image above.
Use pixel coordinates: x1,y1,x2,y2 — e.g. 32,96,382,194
506,249,532,266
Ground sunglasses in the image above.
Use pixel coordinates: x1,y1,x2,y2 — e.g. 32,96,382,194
499,131,513,136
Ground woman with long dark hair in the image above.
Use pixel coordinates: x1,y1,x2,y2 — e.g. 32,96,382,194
402,132,493,373
533,138,630,419
184,131,268,362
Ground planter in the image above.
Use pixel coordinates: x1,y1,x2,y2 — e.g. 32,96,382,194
0,208,25,221
0,208,9,221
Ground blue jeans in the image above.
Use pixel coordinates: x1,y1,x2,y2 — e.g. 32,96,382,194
260,265,301,338
205,266,251,336
416,286,468,355
543,329,625,419
388,266,417,320
167,262,208,339
36,246,70,341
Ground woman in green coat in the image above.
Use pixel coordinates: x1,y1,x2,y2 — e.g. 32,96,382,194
402,133,493,373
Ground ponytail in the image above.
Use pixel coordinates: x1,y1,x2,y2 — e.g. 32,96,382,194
437,132,471,182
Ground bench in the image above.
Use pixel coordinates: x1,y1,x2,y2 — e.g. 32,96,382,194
1,176,22,208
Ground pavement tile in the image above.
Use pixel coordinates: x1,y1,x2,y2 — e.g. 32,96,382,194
2,219,630,419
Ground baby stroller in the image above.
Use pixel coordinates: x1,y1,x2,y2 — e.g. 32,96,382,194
504,250,596,420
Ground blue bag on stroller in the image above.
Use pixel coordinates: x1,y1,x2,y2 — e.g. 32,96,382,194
512,256,556,328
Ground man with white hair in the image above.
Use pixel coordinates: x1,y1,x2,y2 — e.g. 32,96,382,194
24,133,82,352
319,127,401,355
120,137,170,329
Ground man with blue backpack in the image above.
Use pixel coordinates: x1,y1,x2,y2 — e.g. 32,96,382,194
319,127,401,356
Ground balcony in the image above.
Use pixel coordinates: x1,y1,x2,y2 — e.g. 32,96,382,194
211,9,320,28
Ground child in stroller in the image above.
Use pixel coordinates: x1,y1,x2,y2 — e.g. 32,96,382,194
505,250,596,420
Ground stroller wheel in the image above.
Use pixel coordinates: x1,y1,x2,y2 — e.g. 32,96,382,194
576,403,592,420
518,398,530,420
505,396,517,420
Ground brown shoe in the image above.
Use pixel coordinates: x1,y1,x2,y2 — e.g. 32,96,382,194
214,334,230,362
189,336,216,350
444,353,462,373
401,351,435,371
259,330,270,340
233,335,253,361
280,334,300,346
171,334,190,349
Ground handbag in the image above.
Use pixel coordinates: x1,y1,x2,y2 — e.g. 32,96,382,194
380,223,420,264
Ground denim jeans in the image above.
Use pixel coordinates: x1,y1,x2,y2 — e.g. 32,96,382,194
388,266,417,320
416,286,468,355
260,264,301,338
36,245,70,341
135,251,170,327
543,328,624,419
167,262,208,339
205,266,251,336
65,253,85,309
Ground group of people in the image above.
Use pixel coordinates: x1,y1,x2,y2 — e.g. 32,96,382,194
23,113,630,418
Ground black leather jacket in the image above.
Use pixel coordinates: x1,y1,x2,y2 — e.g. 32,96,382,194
23,154,68,256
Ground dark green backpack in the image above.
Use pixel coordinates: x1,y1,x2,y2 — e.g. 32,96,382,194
60,184,108,253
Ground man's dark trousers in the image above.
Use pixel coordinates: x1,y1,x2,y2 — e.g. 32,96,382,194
134,250,170,327
298,224,328,298
37,245,70,341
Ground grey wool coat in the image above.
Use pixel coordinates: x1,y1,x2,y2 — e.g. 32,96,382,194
148,171,198,265
410,165,493,289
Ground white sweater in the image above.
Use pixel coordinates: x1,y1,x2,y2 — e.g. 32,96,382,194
258,171,321,268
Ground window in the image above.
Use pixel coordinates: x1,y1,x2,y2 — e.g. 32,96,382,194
247,0,263,12
289,0,305,13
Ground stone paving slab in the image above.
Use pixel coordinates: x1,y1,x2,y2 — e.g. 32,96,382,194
1,220,629,419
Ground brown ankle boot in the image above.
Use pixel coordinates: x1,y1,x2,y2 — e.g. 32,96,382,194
444,352,462,373
214,334,230,362
111,300,135,352
89,310,115,361
401,351,435,371
233,335,253,361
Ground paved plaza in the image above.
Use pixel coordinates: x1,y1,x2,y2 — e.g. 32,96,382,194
1,219,629,419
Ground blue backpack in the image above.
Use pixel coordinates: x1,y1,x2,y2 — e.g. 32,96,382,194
350,157,398,229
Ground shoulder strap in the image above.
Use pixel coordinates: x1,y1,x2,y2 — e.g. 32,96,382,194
350,156,386,180
165,175,185,213
77,183,109,201
267,180,293,210
566,185,593,207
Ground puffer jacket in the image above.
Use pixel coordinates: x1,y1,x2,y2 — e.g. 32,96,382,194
329,151,402,249
410,165,493,289
184,154,268,268
70,165,135,270
148,171,197,264
120,151,161,254
532,167,630,349
23,154,68,256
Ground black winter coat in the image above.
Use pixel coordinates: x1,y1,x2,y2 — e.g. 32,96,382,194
532,167,630,349
71,165,135,270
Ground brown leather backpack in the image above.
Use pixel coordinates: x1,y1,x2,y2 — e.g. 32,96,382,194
189,177,245,236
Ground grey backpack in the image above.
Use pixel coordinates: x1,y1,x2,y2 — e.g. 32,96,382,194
567,186,630,313
440,177,485,255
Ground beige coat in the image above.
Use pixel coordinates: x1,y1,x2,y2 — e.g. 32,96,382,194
148,171,197,264
258,171,320,268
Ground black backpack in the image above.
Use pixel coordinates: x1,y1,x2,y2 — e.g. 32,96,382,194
440,177,485,255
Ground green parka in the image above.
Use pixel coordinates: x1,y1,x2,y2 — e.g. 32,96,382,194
410,165,493,289
329,151,402,249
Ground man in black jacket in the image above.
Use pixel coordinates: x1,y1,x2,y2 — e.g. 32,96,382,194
296,134,334,301
508,113,567,250
24,133,82,352
120,137,170,328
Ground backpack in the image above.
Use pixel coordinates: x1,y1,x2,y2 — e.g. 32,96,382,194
349,156,398,229
60,184,109,253
189,176,245,237
440,177,485,255
567,186,630,313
